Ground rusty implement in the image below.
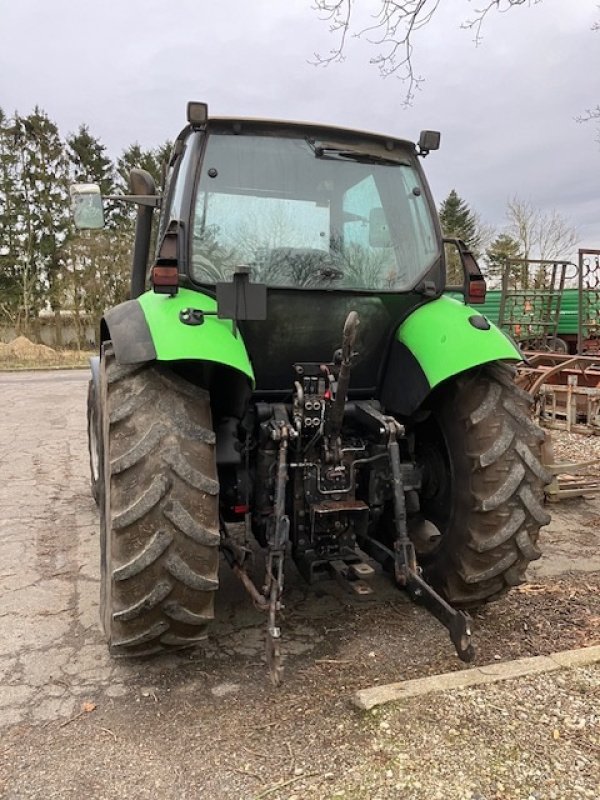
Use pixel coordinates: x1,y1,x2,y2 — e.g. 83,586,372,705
539,381,600,435
543,450,600,502
516,352,600,434
545,473,600,502
541,426,600,502
517,354,600,500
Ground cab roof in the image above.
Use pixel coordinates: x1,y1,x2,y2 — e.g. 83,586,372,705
202,116,417,151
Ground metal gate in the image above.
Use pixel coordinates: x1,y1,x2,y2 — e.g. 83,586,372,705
498,258,568,351
578,248,600,353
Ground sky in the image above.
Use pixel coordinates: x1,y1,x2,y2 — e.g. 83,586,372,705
1,0,598,258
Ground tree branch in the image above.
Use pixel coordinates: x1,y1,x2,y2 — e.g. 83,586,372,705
311,0,353,66
312,0,542,105
577,107,600,122
461,1,540,47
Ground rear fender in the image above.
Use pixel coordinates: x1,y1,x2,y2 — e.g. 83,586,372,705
380,295,521,416
100,288,255,386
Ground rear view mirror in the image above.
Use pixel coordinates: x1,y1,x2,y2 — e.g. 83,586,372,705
368,207,392,247
70,184,105,230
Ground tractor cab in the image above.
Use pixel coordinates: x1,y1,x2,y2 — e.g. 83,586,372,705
158,114,445,395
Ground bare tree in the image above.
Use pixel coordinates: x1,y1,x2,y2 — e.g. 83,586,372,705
505,196,578,262
578,106,600,123
473,211,496,256
312,0,538,104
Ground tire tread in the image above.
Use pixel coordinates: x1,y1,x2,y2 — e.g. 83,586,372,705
99,349,219,656
424,363,550,606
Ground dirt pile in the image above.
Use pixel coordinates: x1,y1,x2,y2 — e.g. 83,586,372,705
0,336,57,363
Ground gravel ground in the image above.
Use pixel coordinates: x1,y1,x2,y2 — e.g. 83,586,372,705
546,429,600,473
345,665,600,800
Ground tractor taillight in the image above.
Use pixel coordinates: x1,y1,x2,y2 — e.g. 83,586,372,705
468,277,486,304
152,264,179,295
153,220,181,295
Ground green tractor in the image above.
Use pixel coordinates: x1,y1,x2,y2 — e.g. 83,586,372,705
74,102,550,683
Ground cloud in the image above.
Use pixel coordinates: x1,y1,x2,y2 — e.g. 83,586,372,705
0,0,598,253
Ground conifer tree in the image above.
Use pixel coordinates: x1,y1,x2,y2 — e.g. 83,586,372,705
439,189,486,285
115,140,172,259
0,108,71,334
15,108,72,340
116,140,172,195
439,189,478,249
484,232,522,287
67,125,113,191
0,108,22,323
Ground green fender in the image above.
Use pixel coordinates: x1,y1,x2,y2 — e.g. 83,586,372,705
397,295,520,387
139,288,254,383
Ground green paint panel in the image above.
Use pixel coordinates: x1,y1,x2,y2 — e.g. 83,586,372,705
398,295,521,388
556,289,579,335
137,288,255,384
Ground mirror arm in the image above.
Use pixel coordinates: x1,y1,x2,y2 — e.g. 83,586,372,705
103,194,161,208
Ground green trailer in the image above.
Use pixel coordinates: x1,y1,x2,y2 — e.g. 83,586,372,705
474,288,581,352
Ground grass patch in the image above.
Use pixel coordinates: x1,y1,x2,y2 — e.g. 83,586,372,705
0,336,95,370
0,353,94,370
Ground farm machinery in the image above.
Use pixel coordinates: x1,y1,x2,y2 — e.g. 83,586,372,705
73,103,550,683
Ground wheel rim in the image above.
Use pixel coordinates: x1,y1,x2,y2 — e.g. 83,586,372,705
413,416,455,559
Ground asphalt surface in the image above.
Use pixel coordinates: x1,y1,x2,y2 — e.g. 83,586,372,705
0,369,341,729
0,370,598,799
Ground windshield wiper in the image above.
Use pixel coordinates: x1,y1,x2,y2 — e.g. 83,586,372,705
308,141,409,167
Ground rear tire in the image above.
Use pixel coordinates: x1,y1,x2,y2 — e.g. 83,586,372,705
99,345,220,656
415,363,551,606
